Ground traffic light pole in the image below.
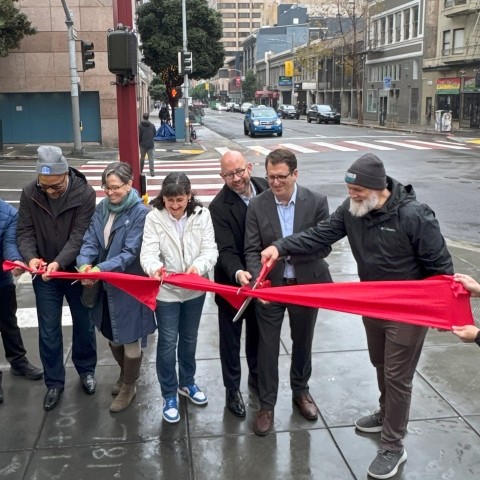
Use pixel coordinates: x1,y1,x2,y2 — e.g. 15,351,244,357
113,0,141,192
182,0,190,145
60,0,83,154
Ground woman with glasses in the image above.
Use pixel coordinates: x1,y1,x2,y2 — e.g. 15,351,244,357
77,162,156,413
140,172,218,424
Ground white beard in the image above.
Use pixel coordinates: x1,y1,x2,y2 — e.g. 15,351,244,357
349,193,379,217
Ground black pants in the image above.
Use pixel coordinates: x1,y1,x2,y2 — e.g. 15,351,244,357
0,284,27,366
255,300,318,410
218,302,259,391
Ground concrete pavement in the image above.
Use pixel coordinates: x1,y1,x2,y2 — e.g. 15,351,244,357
1,117,480,479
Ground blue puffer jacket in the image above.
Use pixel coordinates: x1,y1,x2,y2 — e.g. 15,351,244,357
0,200,23,288
77,195,156,346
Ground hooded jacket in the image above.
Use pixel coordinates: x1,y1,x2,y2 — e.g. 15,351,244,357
17,168,96,272
138,120,156,149
275,177,453,281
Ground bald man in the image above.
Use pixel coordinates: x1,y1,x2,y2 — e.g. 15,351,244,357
209,151,268,417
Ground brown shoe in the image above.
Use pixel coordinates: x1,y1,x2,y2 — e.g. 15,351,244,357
293,394,318,420
253,409,274,436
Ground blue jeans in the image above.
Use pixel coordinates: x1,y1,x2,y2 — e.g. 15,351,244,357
33,278,97,388
155,294,206,398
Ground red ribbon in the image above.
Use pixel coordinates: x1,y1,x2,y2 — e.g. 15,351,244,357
3,261,473,329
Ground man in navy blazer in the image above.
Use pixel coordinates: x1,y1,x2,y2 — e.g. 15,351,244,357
245,148,332,436
209,151,269,417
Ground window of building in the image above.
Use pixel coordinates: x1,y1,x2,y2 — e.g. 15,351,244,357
253,3,263,8
252,12,261,18
223,32,236,38
367,89,378,112
453,28,465,54
443,30,451,55
387,14,393,43
238,22,250,28
395,12,402,42
238,3,250,8
238,13,249,18
252,22,260,28
238,32,249,37
223,22,236,28
412,6,419,37
223,42,237,47
222,12,236,18
403,9,410,40
412,59,418,79
218,3,236,8
380,17,386,45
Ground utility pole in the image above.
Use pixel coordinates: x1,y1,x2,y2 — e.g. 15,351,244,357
60,0,83,154
291,33,295,106
113,0,141,191
182,0,190,144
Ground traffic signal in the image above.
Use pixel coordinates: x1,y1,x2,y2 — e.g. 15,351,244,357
178,51,193,75
81,41,95,71
171,88,178,98
107,30,138,76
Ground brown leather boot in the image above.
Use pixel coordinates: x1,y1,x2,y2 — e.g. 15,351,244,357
109,354,142,413
109,343,124,396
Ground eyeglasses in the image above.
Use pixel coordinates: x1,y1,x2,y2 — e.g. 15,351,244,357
102,183,126,193
222,168,246,180
37,175,66,191
265,173,293,183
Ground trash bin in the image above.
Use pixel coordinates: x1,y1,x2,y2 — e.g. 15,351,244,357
435,110,452,132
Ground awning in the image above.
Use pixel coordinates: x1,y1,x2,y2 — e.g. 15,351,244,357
255,90,279,98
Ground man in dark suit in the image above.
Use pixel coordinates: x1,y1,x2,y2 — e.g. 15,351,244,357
209,151,268,417
245,148,332,436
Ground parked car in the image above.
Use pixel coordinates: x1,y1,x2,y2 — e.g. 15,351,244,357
240,102,253,113
306,104,341,124
233,103,242,113
225,102,235,112
244,106,282,137
277,104,299,119
215,102,228,111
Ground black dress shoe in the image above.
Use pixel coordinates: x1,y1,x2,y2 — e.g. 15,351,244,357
44,387,63,411
81,374,97,395
10,360,44,380
226,390,246,417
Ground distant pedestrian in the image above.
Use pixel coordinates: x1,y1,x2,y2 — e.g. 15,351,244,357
77,162,157,413
17,146,97,411
139,113,156,177
0,199,43,404
140,172,218,424
159,104,170,124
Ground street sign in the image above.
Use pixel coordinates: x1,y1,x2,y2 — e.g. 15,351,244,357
383,76,391,90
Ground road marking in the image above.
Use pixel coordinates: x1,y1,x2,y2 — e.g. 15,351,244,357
247,145,272,155
278,143,318,153
215,147,230,155
376,140,430,150
343,141,395,150
310,142,357,151
406,140,470,149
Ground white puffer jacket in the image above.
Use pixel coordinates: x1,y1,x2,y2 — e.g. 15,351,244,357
140,205,218,302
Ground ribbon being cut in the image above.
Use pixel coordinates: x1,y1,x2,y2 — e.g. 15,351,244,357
3,260,474,330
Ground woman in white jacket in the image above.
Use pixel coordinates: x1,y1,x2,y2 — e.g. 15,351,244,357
140,172,218,423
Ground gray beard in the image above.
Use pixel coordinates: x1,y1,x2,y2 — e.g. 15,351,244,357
349,193,379,217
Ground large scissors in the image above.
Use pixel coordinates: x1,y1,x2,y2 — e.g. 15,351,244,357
232,260,276,323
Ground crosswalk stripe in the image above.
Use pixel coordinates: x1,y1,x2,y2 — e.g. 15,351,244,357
406,140,470,149
310,142,357,151
215,147,230,155
247,145,272,155
343,141,395,150
278,143,318,154
377,140,430,150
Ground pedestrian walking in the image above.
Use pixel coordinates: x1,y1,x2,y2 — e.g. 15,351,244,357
77,162,156,412
139,113,156,177
0,199,43,404
260,153,453,479
140,172,218,424
209,151,268,418
17,146,97,411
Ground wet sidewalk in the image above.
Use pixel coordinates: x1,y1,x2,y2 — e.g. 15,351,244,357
1,239,479,479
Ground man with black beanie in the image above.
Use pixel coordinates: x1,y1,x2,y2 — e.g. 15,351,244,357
260,153,453,479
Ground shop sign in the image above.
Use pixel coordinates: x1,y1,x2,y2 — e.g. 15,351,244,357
436,77,461,94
